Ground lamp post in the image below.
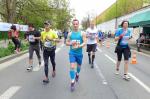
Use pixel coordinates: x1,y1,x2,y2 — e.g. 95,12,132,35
115,0,118,30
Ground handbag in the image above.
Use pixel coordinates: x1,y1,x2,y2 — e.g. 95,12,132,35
127,45,131,58
114,38,122,53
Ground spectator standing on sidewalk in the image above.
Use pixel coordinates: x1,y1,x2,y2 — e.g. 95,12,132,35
8,25,21,53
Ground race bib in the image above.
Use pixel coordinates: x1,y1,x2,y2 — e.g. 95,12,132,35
71,40,80,49
89,33,96,40
121,36,129,45
29,35,35,42
44,41,53,48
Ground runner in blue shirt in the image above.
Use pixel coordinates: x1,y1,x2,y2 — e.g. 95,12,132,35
115,20,131,80
66,19,86,92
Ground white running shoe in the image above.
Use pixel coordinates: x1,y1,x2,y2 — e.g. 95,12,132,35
115,70,119,75
123,74,131,80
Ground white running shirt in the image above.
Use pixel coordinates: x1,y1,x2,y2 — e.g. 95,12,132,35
86,27,98,44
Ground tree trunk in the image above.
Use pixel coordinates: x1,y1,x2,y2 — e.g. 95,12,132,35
6,0,17,23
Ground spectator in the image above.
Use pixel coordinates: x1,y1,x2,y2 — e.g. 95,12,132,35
8,25,21,53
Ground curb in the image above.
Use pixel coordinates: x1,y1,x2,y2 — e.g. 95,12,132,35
0,42,64,64
0,50,28,64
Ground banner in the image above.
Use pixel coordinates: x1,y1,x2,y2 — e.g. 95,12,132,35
0,22,28,31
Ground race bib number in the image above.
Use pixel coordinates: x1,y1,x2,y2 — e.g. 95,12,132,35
89,33,97,40
44,41,53,48
71,40,80,49
122,36,129,45
29,35,35,42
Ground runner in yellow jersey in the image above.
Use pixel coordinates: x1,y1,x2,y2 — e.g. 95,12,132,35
41,21,59,83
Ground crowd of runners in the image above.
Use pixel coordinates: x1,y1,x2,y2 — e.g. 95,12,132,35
8,18,131,92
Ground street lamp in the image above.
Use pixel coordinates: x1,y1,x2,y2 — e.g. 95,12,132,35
115,0,118,30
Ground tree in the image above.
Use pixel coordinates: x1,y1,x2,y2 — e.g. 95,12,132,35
0,0,73,29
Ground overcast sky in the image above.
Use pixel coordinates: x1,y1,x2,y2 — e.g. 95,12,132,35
69,0,116,22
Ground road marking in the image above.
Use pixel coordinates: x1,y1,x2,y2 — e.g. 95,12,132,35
128,73,150,93
97,47,102,52
104,54,116,64
0,86,21,99
33,45,64,72
104,54,150,93
0,54,28,71
33,61,44,71
95,63,108,85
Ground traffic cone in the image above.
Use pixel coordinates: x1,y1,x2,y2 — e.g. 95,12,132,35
131,51,137,64
106,40,110,48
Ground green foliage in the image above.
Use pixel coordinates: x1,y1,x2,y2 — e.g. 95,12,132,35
0,41,29,58
21,42,29,51
0,47,12,58
0,0,73,30
7,42,14,53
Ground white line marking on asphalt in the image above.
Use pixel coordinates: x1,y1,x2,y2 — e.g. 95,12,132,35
104,54,116,64
104,54,150,93
33,61,44,71
97,47,102,52
128,73,150,93
0,86,21,99
95,63,108,85
33,45,64,72
0,54,28,71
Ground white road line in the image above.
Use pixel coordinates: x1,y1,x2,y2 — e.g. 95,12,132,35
0,54,28,71
95,63,108,85
33,45,63,72
104,54,116,64
128,73,150,93
0,86,21,99
104,54,150,93
33,61,44,71
56,48,61,53
97,47,102,52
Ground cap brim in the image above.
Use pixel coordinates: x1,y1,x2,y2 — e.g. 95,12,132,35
44,23,50,25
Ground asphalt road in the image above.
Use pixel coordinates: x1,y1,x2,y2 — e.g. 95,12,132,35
0,40,150,99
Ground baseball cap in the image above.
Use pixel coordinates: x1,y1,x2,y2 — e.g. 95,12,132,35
44,20,51,25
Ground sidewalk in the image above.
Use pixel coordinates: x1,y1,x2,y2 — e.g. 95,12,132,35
0,40,64,64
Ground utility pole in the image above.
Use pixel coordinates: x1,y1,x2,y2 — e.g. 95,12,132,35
115,0,118,30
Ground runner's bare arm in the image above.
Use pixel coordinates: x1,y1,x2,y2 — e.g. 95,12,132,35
66,32,71,46
79,32,86,48
115,36,120,41
96,33,99,43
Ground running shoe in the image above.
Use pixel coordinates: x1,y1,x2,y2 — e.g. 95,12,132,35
43,78,49,83
70,81,75,92
91,63,94,68
52,70,56,78
27,66,33,71
123,74,131,80
75,73,79,82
